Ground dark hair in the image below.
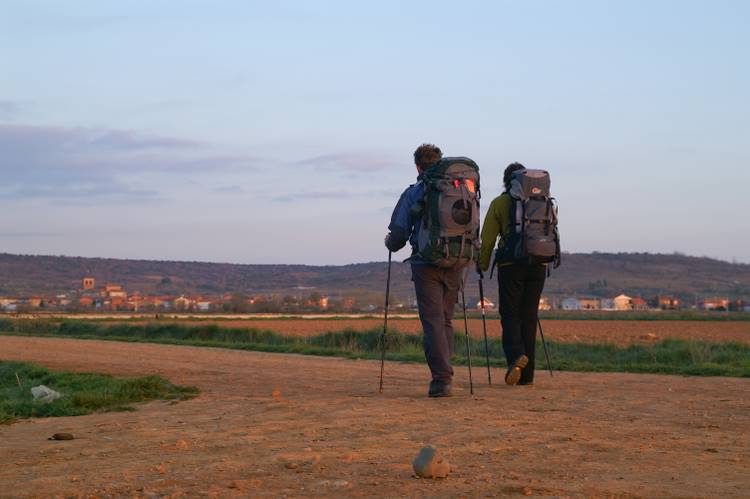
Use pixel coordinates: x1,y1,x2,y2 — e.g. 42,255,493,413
503,162,525,191
413,143,443,170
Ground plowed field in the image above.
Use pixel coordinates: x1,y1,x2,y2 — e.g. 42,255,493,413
132,319,750,346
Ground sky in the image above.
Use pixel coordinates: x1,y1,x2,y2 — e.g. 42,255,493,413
1,1,748,265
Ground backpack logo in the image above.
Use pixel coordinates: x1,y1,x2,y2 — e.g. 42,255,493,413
532,187,542,195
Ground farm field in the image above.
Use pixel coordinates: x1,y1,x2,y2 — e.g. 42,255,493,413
1,335,748,497
116,318,750,346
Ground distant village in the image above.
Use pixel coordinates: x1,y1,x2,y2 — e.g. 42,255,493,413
1,277,748,314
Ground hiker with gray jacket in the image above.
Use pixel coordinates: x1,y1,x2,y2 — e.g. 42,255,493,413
385,144,480,397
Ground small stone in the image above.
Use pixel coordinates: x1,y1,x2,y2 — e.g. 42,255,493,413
175,440,189,450
31,385,63,402
285,462,298,470
412,446,450,479
272,389,282,398
49,433,74,441
523,487,533,496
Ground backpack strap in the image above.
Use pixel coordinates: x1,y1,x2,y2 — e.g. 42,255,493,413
551,197,561,268
514,198,523,234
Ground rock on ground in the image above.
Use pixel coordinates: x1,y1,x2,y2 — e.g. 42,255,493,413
413,446,451,479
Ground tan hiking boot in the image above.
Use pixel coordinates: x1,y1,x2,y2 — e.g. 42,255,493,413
505,355,529,386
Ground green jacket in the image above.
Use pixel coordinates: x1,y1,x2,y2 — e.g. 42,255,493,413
478,192,513,272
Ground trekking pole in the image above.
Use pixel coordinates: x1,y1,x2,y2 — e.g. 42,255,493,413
477,270,492,385
537,317,553,377
378,251,392,393
460,273,474,395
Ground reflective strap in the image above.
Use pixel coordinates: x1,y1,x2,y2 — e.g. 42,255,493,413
515,200,523,234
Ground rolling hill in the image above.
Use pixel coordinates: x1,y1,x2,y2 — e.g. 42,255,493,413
0,252,748,305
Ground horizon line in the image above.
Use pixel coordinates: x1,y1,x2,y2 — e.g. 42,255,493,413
1,251,748,267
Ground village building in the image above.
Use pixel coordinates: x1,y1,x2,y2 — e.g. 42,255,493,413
56,294,72,307
578,297,600,310
127,292,143,311
658,296,681,310
196,300,213,312
728,299,746,312
631,297,649,310
173,295,194,311
78,296,94,308
700,297,729,311
27,297,43,308
600,298,615,310
476,298,495,310
561,297,580,310
103,284,127,299
538,296,551,311
613,294,633,311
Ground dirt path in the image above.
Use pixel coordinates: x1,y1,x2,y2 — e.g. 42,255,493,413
1,336,748,498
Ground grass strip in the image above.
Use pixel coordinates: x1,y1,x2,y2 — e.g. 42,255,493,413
0,360,198,424
2,320,750,378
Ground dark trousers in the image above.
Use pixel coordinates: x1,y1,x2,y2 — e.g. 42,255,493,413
411,264,464,383
497,264,546,383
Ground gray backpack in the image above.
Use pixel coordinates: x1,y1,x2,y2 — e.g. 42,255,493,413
414,157,480,268
497,168,561,267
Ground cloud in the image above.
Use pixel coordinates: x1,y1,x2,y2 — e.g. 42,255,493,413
87,129,199,150
271,190,351,203
0,230,63,238
213,185,244,194
7,183,160,205
294,153,398,173
0,101,20,119
271,188,398,204
0,124,261,204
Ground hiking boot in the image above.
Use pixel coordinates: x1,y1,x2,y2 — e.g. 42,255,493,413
505,355,529,386
428,381,453,398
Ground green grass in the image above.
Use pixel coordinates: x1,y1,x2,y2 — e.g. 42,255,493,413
0,360,198,424
1,320,749,378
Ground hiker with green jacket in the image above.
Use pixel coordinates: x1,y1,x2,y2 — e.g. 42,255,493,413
478,163,560,386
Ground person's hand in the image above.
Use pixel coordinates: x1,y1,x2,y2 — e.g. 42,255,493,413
384,233,392,250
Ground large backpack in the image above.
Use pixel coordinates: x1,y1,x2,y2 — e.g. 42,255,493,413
497,168,561,267
413,157,480,268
